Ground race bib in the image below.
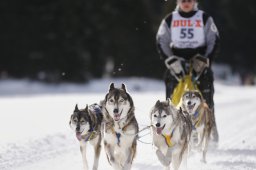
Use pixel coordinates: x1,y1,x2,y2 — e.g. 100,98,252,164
171,10,205,49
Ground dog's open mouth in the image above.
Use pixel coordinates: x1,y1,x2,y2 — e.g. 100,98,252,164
187,103,196,111
114,110,123,121
156,124,165,135
76,132,82,141
114,114,121,121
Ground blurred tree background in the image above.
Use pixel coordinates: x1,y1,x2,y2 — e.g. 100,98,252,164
0,0,256,82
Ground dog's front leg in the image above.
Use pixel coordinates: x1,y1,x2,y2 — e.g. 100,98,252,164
164,166,170,170
123,146,135,170
123,155,132,170
80,142,89,170
104,140,121,170
156,149,171,167
171,152,182,170
104,141,114,164
92,136,102,170
197,130,205,150
191,131,199,146
201,130,210,163
123,163,132,170
180,147,188,170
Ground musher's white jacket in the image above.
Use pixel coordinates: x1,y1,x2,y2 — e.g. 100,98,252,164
156,10,219,61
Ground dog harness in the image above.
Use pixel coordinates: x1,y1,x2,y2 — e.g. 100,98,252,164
162,129,175,147
116,132,121,146
89,103,103,124
107,126,122,147
84,131,97,141
80,104,102,142
192,110,204,130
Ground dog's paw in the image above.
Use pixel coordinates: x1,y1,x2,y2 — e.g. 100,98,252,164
156,149,171,166
166,148,174,158
208,139,219,150
192,134,199,144
200,158,207,164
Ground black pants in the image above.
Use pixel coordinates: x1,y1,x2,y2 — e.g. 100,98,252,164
164,67,215,109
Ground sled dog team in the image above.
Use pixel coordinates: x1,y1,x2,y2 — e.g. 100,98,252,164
69,83,216,170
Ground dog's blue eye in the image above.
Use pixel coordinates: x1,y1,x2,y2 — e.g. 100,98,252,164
119,99,124,102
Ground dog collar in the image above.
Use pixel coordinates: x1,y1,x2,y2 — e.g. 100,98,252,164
193,111,199,119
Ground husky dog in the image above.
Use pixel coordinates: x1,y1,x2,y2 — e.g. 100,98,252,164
150,99,192,170
69,104,103,170
181,90,214,163
101,83,139,170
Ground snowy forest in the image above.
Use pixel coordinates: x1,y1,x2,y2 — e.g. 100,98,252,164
1,0,256,82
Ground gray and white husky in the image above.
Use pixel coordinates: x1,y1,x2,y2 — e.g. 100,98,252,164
69,104,103,170
101,83,139,170
150,99,192,170
181,90,214,163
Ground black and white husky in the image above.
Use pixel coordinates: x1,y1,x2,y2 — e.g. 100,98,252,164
101,83,139,170
150,99,192,170
69,104,103,170
181,90,215,163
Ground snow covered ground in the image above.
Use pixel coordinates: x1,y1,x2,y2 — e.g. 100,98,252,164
0,78,256,170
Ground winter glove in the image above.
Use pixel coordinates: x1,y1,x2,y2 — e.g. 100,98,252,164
192,54,209,74
165,56,185,80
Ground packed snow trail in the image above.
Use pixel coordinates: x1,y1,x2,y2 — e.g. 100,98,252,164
0,80,256,170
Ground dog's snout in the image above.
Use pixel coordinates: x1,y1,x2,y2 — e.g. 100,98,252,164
156,123,160,127
113,108,119,113
76,126,80,132
187,101,191,105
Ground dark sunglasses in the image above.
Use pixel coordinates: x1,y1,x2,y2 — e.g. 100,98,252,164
180,0,194,3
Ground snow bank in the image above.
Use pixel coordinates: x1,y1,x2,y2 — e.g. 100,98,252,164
0,78,256,170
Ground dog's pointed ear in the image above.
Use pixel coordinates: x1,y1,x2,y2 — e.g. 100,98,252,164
166,98,171,106
85,104,89,112
121,83,126,92
75,104,79,112
109,83,115,92
195,91,203,100
155,100,160,106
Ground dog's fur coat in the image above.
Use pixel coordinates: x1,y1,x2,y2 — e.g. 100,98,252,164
101,83,139,170
181,90,213,162
150,99,192,170
69,104,103,170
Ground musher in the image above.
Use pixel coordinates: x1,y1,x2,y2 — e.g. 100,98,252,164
156,0,219,142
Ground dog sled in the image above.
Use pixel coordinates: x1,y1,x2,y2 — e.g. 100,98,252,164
167,55,219,144
165,54,209,107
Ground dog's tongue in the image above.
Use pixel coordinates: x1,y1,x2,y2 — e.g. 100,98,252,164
188,105,194,110
114,114,121,121
157,127,163,134
188,104,195,111
76,132,82,141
